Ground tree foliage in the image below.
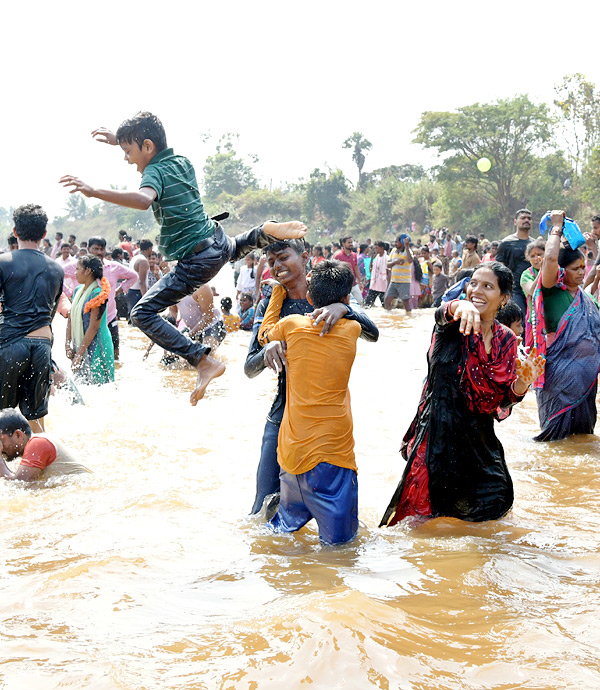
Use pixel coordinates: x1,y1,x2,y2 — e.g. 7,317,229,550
303,168,350,231
203,134,259,201
343,132,372,188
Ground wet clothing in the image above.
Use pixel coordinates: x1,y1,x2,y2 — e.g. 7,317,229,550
245,290,379,514
140,148,216,261
18,434,90,477
71,283,115,385
0,337,53,419
0,249,63,345
380,302,522,527
131,224,279,367
531,270,600,441
270,463,358,545
259,306,361,475
496,235,531,317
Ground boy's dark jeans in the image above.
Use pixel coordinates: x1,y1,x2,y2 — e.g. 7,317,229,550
131,224,271,367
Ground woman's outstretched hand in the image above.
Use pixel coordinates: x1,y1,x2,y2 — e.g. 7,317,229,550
453,301,481,335
514,346,545,394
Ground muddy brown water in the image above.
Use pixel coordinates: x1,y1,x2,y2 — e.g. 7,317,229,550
2,282,599,689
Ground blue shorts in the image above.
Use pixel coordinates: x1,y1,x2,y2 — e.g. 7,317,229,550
269,463,358,545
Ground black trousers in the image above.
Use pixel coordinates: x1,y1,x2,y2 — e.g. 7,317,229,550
131,224,273,366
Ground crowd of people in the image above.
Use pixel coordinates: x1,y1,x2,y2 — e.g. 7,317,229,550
1,110,598,547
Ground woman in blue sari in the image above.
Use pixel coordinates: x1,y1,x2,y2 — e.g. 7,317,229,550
533,210,600,441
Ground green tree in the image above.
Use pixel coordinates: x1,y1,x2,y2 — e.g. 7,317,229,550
554,73,600,177
414,95,553,229
342,132,372,187
303,168,350,231
203,134,258,201
65,194,88,221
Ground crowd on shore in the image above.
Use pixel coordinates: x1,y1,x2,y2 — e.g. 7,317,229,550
1,111,598,548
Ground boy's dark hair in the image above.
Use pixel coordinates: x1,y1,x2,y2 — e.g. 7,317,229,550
591,214,600,223
88,236,107,249
375,240,385,249
0,409,32,438
465,234,478,248
220,297,233,311
340,235,352,244
308,260,353,308
139,239,153,252
80,241,88,247
496,300,523,327
263,239,307,256
13,204,48,242
239,292,254,303
61,243,71,250
56,232,64,239
8,236,18,247
116,112,167,152
69,234,76,241
359,243,368,253
515,208,532,219
111,247,124,260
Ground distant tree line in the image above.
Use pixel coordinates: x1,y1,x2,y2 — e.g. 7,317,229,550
2,73,600,246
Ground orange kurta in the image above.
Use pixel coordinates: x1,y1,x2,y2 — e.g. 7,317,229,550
263,314,361,475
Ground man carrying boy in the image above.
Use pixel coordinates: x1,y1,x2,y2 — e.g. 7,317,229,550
0,205,64,433
257,261,363,544
60,111,305,403
245,239,378,516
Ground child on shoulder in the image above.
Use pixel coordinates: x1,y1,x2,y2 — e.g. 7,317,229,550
257,260,361,545
60,112,305,404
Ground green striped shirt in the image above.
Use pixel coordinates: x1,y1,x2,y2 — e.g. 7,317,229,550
140,148,215,261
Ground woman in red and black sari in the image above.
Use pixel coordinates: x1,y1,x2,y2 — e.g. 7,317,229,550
380,262,545,526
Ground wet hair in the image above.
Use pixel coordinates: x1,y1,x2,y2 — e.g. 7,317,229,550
220,297,233,311
0,409,32,438
111,247,124,260
13,204,48,242
88,236,106,249
558,247,584,268
515,208,532,219
465,234,478,248
78,255,104,280
116,111,167,152
263,238,307,256
472,261,513,295
496,300,523,328
139,239,153,252
524,237,546,261
308,260,353,308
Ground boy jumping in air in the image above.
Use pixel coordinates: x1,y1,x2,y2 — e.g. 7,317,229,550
257,260,362,545
60,112,305,403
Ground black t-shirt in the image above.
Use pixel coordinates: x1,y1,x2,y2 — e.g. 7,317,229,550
0,249,64,345
495,235,531,297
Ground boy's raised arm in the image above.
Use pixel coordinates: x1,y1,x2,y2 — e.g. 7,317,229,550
59,176,157,211
91,128,117,145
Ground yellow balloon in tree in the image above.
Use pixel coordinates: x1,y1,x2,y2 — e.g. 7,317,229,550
477,157,492,173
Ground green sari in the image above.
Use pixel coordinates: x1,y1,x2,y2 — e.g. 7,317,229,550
71,282,115,385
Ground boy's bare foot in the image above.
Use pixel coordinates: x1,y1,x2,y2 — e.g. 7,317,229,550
264,221,307,240
190,354,226,405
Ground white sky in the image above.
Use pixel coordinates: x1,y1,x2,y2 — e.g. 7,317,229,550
2,0,599,219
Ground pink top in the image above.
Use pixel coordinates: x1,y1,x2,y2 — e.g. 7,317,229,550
370,252,389,292
333,250,358,285
102,259,138,324
56,257,78,297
